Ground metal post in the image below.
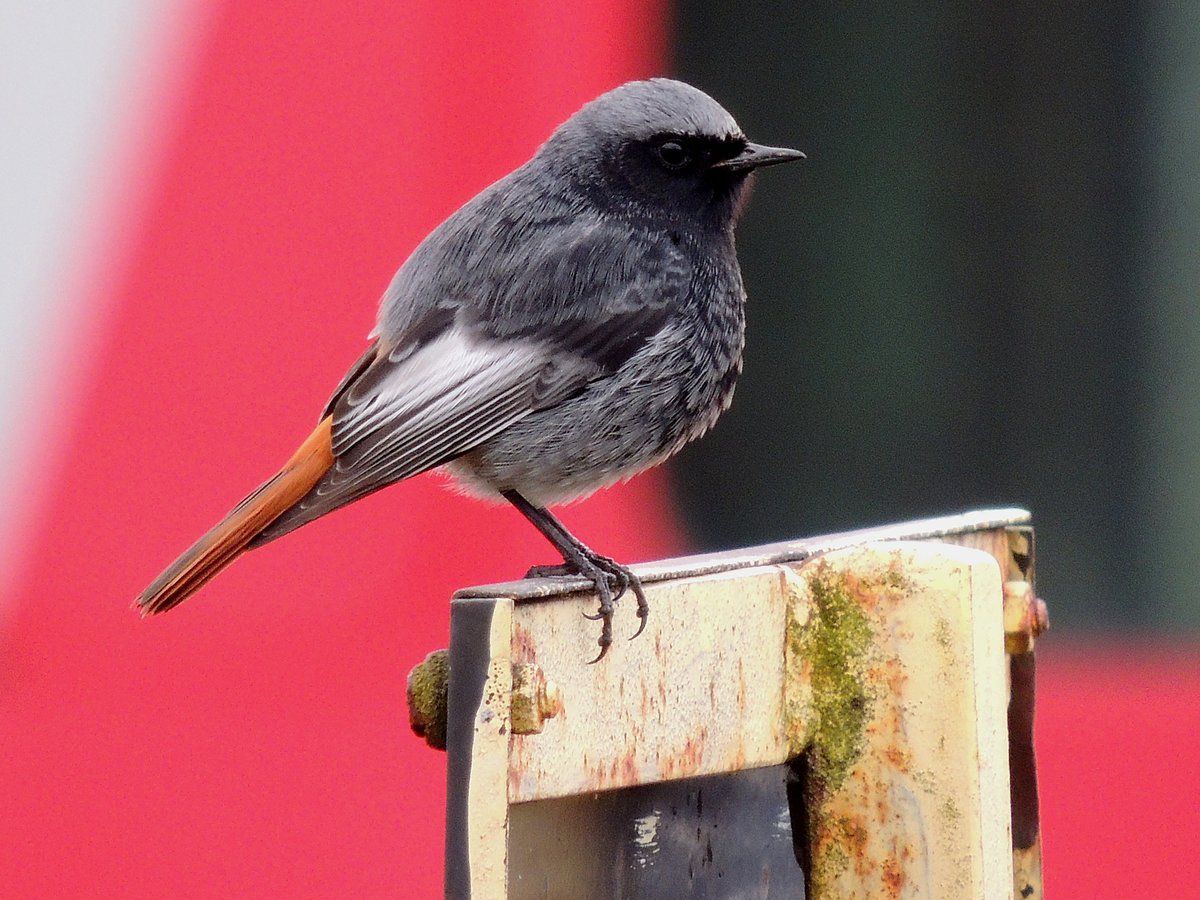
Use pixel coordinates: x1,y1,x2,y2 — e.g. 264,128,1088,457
408,509,1045,898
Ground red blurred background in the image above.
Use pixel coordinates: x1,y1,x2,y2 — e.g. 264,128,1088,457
2,1,1197,896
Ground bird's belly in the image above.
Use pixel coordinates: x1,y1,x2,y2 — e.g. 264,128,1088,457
444,329,742,506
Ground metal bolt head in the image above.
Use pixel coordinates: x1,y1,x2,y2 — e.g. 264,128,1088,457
1003,581,1048,655
510,663,563,735
407,649,450,750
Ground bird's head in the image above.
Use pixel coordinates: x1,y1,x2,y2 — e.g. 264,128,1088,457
538,78,804,229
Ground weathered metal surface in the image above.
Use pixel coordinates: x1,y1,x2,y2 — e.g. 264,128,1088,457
1009,652,1043,900
787,543,1012,899
1001,524,1045,899
439,510,1043,898
408,655,562,745
939,525,1047,896
1004,581,1049,655
505,567,796,803
445,597,513,900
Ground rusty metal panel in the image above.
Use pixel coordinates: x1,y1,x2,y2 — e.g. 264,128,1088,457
506,567,796,802
789,543,1012,898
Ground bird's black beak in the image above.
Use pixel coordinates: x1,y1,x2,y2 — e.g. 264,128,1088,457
712,142,806,173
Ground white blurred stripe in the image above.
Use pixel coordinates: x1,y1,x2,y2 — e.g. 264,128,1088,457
0,1,210,605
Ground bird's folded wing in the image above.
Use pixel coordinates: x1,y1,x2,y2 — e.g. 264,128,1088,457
250,319,608,545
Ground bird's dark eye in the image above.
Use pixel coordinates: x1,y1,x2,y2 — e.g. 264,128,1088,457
656,140,691,171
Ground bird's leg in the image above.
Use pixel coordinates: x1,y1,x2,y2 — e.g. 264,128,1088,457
503,490,649,662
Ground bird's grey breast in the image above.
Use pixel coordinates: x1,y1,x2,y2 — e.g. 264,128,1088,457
449,221,746,503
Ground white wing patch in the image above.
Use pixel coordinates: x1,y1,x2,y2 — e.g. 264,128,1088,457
253,325,600,542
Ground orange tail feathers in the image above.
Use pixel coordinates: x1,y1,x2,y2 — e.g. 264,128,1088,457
135,416,335,615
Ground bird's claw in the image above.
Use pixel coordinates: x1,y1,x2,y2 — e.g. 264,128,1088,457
524,562,573,579
629,603,649,642
527,551,648,662
582,554,647,662
523,545,648,661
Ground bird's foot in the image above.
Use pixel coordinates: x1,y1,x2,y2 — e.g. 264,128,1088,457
524,563,574,579
524,554,649,662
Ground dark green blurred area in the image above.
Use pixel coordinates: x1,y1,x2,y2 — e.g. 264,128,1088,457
667,3,1200,631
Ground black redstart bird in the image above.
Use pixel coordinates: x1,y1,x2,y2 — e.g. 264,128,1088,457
136,78,803,660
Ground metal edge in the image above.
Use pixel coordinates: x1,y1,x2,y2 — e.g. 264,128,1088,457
444,597,500,899
453,507,1032,602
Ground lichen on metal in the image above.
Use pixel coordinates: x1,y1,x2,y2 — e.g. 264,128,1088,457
406,648,450,750
786,559,919,893
785,544,1012,898
785,561,878,792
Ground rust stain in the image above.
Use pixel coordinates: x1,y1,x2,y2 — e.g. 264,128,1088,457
660,726,708,781
620,748,639,783
1032,595,1050,636
841,812,872,880
880,655,908,698
882,854,906,897
609,746,639,786
540,676,564,723
508,736,527,798
881,743,910,770
578,743,640,793
510,622,537,664
568,716,659,794
732,740,746,771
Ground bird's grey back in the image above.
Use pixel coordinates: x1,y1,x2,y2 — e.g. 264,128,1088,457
374,78,745,343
